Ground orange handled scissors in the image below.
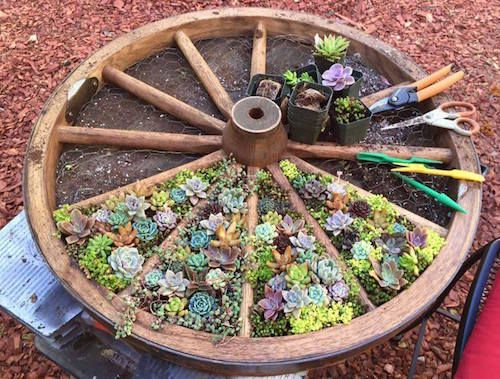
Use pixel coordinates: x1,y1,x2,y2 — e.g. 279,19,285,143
381,101,480,136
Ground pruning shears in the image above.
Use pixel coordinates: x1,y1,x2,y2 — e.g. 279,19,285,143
369,64,464,114
391,163,485,182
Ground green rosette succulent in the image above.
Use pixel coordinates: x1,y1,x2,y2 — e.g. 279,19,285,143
296,250,316,265
205,268,228,290
108,246,144,279
133,219,159,242
313,258,342,285
262,211,283,226
86,234,113,256
218,188,247,214
187,252,209,273
285,263,311,288
170,188,187,204
399,249,419,276
150,190,171,211
255,223,278,244
189,292,216,317
369,257,407,291
190,230,210,250
308,284,329,306
144,269,163,288
350,240,372,260
165,297,188,317
108,210,130,229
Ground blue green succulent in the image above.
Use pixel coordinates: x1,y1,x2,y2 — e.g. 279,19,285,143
308,284,329,306
108,211,130,229
351,240,372,260
189,292,216,317
187,252,209,272
255,223,278,244
170,188,187,204
133,219,159,241
144,269,163,288
190,230,210,250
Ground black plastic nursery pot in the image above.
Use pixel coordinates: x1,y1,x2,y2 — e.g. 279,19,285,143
331,69,363,99
332,102,373,145
247,74,287,105
282,64,322,98
288,81,333,144
314,54,343,74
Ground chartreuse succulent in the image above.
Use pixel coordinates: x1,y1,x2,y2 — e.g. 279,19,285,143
279,160,301,182
289,302,354,334
150,190,171,211
285,263,311,288
262,211,282,226
165,297,188,317
53,204,71,223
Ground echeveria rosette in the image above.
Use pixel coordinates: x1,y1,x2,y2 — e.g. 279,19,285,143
289,231,316,255
391,222,407,235
308,284,329,306
187,252,209,273
180,176,208,206
93,208,112,223
108,210,130,229
322,63,355,91
150,190,171,211
375,236,407,256
165,297,188,317
313,258,342,285
57,208,95,245
133,219,159,242
283,285,311,318
328,280,350,302
327,182,347,197
153,208,177,231
205,268,228,290
144,269,163,288
268,273,287,292
278,214,305,236
285,263,311,288
199,213,226,235
258,285,284,321
218,188,247,214
190,230,210,250
325,210,354,236
407,227,428,248
349,200,371,219
157,270,190,297
203,245,240,271
299,179,328,201
125,195,150,221
170,188,187,204
108,246,144,280
255,222,278,244
369,257,407,291
350,240,372,260
189,292,216,317
86,234,113,256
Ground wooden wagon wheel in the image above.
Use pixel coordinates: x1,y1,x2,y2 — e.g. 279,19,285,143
23,8,482,376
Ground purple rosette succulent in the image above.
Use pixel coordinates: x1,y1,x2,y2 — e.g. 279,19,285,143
322,63,355,91
257,285,284,321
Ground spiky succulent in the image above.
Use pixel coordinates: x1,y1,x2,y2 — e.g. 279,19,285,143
278,214,305,236
283,285,311,318
106,222,138,247
187,252,209,273
188,292,215,317
313,33,350,62
180,176,208,206
255,222,278,244
165,297,188,317
326,192,350,213
328,280,350,301
258,285,284,321
351,240,372,260
267,246,295,273
218,188,247,214
144,269,163,288
190,230,210,250
199,213,226,236
299,180,328,201
285,263,311,288
125,195,150,220
375,236,407,256
289,232,316,255
313,258,342,285
57,209,95,245
407,227,428,248
308,284,329,306
157,270,190,297
210,220,241,249
322,63,355,91
325,210,354,236
268,273,287,292
153,208,177,231
108,246,144,280
203,245,240,271
349,200,371,219
369,257,407,291
170,188,187,204
205,268,228,290
86,234,113,256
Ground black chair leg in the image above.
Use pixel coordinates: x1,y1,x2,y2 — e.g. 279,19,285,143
408,317,428,379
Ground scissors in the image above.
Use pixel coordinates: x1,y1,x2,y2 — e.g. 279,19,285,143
381,101,480,136
369,64,464,114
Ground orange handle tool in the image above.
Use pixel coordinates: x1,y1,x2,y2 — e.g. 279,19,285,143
416,71,464,102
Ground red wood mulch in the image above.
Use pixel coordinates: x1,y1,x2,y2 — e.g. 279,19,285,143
0,1,498,378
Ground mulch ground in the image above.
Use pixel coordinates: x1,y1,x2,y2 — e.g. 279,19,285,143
0,1,498,378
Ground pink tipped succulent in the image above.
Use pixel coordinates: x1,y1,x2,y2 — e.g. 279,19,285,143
407,227,428,248
322,63,355,91
57,209,95,245
257,285,284,321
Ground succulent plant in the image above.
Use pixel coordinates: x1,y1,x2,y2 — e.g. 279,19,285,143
108,246,144,279
170,188,187,204
334,96,367,124
285,263,311,288
165,297,188,317
325,210,354,236
257,197,276,215
188,292,216,317
255,222,278,244
313,258,342,285
299,179,328,201
205,268,228,290
391,222,407,235
283,70,315,87
133,219,159,242
278,214,305,236
262,211,282,226
203,245,240,271
328,280,350,301
106,222,138,247
199,212,226,235
322,63,355,91
371,209,390,229
85,234,113,256
341,229,360,251
407,227,428,248
327,182,346,196
308,284,329,306
350,240,372,260
218,188,247,214
210,220,241,249
108,210,130,229
153,208,177,231
349,200,371,219
93,208,112,223
57,209,95,245
258,285,284,321
369,257,407,291
268,273,287,292
399,249,419,276
283,284,311,317
267,246,295,273
313,33,350,63
190,230,210,250
157,270,190,297
144,269,163,288
326,192,350,213
125,195,150,221
180,176,208,206
296,250,316,265
274,233,292,252
187,252,209,273
375,236,407,256
289,231,316,256
150,190,171,211
104,192,126,211
256,79,282,100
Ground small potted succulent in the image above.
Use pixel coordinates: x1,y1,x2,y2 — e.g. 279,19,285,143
321,63,363,99
247,74,286,104
331,96,372,145
313,34,350,73
287,81,333,145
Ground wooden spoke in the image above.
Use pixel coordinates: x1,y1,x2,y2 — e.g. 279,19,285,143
70,150,225,209
288,155,448,236
57,126,222,154
267,163,376,312
360,82,410,108
287,141,453,163
102,66,225,135
240,166,259,337
250,22,267,77
174,31,234,118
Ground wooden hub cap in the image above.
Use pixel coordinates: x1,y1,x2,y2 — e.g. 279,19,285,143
223,96,287,167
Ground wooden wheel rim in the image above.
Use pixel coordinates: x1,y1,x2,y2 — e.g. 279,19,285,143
23,7,482,375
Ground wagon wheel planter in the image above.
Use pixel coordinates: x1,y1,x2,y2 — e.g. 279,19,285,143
23,8,482,376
